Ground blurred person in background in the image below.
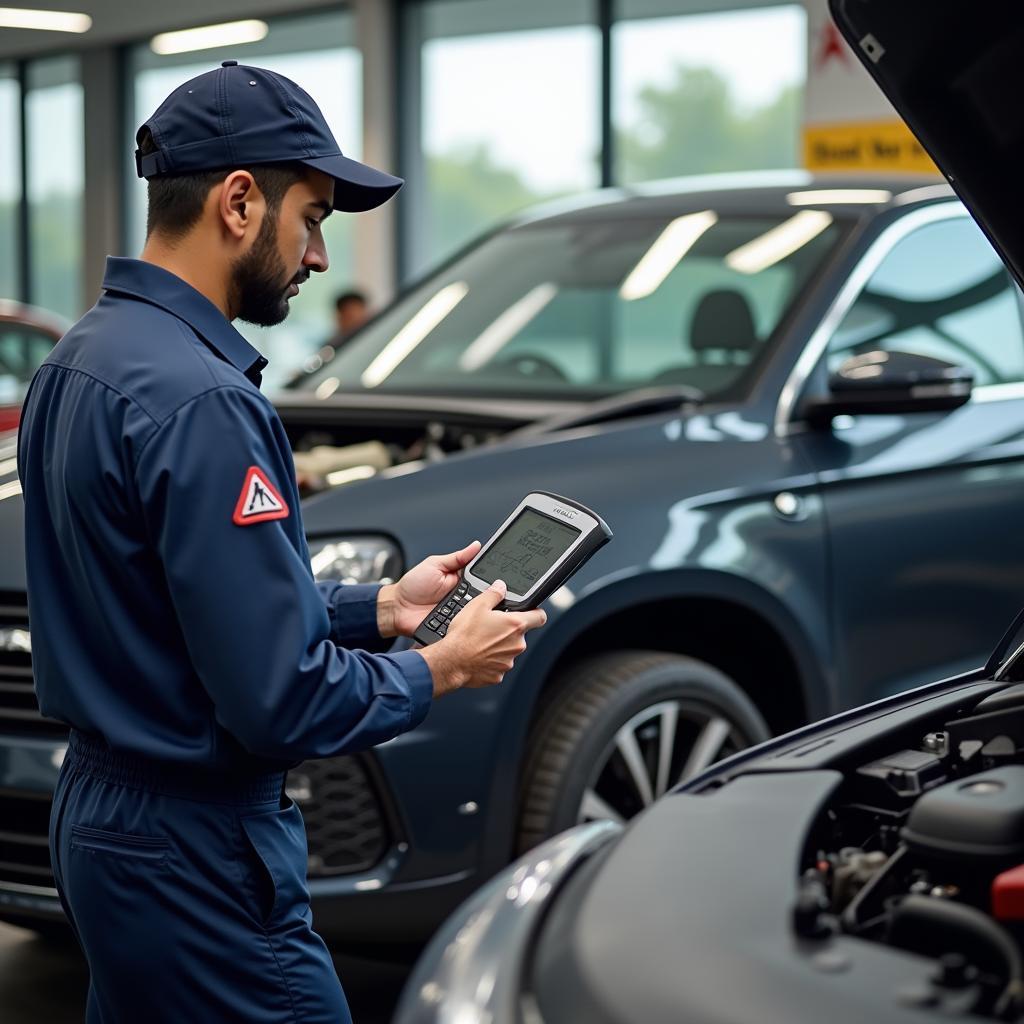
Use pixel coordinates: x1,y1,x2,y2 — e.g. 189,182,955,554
330,288,370,347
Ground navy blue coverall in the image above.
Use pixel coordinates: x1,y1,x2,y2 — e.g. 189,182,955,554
17,257,434,1023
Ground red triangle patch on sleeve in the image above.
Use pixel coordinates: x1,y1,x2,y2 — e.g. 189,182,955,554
233,466,290,526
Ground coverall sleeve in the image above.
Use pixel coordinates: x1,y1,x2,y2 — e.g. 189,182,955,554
315,581,395,654
134,385,434,761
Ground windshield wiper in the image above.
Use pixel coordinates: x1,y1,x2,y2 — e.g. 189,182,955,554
511,385,703,438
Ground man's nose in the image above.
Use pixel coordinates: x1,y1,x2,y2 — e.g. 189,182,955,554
303,237,329,274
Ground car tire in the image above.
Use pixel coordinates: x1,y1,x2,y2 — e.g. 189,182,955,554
516,651,770,854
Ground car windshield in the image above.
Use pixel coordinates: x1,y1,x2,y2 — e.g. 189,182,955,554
300,206,846,401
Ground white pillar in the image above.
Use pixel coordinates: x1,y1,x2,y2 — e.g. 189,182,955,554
354,0,399,305
82,48,124,308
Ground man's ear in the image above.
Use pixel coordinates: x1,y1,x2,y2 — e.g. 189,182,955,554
218,171,263,241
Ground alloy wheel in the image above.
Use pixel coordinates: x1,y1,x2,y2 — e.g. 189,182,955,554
576,699,745,824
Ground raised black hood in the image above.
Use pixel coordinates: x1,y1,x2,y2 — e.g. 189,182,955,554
831,1,1024,291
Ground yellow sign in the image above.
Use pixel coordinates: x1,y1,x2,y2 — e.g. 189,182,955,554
803,120,939,175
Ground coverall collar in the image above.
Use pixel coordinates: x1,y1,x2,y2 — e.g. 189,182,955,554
101,257,269,385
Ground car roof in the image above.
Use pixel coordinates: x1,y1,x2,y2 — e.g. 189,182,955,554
0,300,68,339
508,171,956,228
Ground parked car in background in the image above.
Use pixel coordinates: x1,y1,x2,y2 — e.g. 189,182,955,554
2,169,1023,949
0,302,65,433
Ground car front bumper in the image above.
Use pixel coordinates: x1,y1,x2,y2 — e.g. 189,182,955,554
0,733,484,945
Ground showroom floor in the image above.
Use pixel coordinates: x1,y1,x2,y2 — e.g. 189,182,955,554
0,922,411,1021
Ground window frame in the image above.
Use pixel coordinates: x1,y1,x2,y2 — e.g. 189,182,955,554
775,202,990,436
823,216,1024,389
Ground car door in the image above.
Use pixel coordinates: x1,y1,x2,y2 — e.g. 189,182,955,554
792,203,1024,708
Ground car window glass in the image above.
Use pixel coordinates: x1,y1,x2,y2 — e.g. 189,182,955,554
301,212,845,401
0,325,55,404
611,253,794,386
991,611,1024,679
827,216,1024,386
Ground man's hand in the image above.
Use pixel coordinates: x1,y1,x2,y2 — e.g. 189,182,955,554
377,540,482,639
418,580,547,697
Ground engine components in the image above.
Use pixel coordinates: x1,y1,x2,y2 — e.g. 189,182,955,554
857,748,946,798
901,766,1024,861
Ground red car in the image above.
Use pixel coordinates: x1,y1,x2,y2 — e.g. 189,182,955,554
0,301,67,433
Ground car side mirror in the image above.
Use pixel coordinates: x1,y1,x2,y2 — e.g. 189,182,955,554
803,350,974,428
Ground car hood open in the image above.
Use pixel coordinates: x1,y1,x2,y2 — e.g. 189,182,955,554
831,1,1024,292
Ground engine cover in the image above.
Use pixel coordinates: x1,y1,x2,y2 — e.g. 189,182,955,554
902,766,1024,860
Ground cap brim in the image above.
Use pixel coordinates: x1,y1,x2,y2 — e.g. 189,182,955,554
302,153,403,212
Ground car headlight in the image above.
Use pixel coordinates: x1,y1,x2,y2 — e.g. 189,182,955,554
308,536,403,585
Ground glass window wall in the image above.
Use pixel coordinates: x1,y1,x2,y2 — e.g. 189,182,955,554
613,2,806,184
406,0,601,278
26,56,83,319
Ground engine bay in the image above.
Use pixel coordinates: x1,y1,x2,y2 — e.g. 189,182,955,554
276,386,694,494
800,675,1024,1020
278,403,527,496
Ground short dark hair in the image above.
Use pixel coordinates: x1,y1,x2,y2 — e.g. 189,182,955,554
335,290,368,311
138,127,306,240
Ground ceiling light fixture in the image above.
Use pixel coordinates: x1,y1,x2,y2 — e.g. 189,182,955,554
362,282,469,387
0,7,91,32
150,19,269,56
459,283,559,371
787,189,892,206
619,210,718,301
725,211,834,275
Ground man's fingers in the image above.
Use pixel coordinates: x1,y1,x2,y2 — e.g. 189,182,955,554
508,608,547,631
474,579,507,609
435,540,481,573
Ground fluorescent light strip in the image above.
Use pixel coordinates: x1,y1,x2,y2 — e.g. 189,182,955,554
362,282,469,388
325,465,377,487
725,211,834,275
459,283,559,371
620,211,718,301
0,7,91,32
787,189,892,206
315,377,340,401
151,19,268,56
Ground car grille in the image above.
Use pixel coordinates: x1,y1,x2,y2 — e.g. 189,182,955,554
0,789,56,892
0,593,394,894
0,592,66,738
287,756,393,877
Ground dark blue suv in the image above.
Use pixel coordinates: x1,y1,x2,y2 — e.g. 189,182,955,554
1,172,1022,946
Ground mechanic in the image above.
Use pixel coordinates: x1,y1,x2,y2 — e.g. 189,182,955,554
17,61,545,1024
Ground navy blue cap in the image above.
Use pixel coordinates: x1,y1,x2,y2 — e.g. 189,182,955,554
135,60,402,213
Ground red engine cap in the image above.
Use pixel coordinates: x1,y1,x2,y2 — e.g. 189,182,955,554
992,863,1024,920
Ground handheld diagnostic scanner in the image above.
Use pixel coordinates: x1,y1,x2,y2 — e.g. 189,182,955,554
413,491,612,646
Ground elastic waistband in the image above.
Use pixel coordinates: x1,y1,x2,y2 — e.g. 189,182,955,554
67,731,285,805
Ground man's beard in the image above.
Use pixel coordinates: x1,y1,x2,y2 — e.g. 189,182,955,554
231,214,306,327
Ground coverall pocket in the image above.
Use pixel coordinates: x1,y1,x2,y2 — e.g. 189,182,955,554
70,824,170,863
240,799,310,929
